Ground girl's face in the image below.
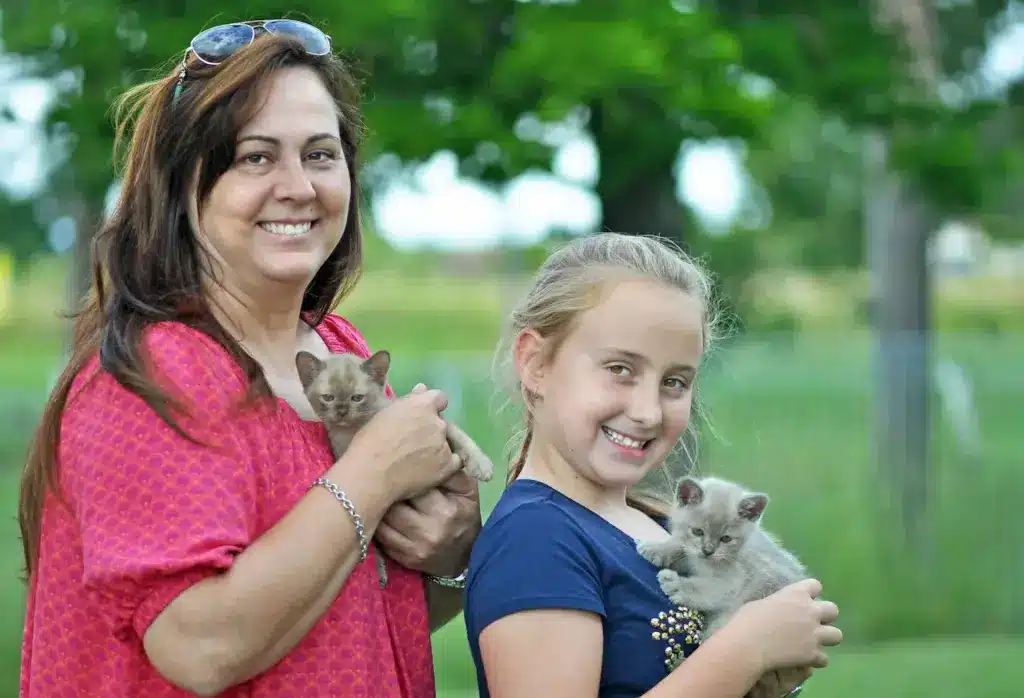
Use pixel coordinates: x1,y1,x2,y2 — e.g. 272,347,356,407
518,277,706,492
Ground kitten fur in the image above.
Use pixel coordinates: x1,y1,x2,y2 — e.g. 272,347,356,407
636,476,808,698
296,350,495,587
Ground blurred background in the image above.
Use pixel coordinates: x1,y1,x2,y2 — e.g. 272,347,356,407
0,1,1022,696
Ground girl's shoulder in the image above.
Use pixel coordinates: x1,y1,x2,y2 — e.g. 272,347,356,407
471,480,614,570
466,480,609,627
481,479,588,538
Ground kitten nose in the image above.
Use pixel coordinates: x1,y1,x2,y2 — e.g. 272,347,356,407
701,545,715,557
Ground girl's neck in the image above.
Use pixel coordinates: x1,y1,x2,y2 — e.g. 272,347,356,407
518,440,630,515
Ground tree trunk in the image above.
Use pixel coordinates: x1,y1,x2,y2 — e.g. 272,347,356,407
589,98,694,248
590,97,701,475
864,133,933,539
867,0,942,541
600,166,692,246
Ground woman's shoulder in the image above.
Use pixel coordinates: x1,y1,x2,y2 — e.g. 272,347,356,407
146,319,243,365
314,313,375,357
70,320,247,411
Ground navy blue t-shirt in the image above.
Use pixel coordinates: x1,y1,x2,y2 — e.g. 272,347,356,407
464,479,706,698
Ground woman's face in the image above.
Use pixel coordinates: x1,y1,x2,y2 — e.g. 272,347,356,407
191,64,351,299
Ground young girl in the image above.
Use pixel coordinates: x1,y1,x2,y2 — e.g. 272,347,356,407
464,233,842,698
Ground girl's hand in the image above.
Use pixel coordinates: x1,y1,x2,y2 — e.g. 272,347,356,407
725,578,842,673
747,666,813,698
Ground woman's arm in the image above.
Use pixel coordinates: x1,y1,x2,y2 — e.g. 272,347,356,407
479,608,765,698
140,388,460,696
143,454,395,696
427,583,465,631
374,470,482,633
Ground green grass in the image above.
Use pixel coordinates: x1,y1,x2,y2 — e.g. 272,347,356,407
0,468,24,694
0,287,1021,696
431,637,1024,698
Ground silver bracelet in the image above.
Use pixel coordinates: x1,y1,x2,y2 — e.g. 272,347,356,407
311,476,368,561
785,685,804,697
426,568,468,589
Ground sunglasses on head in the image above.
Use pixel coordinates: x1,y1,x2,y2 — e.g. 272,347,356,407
173,19,332,104
189,19,331,64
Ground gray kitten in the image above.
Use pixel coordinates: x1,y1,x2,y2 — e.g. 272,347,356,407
296,349,494,586
636,476,809,698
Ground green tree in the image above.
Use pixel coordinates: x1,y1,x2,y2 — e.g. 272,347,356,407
1,1,1018,284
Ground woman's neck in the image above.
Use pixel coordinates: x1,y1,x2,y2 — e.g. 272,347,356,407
203,276,308,374
518,440,630,515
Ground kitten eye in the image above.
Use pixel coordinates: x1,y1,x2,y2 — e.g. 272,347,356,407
720,535,733,543
320,394,335,403
691,527,704,537
350,394,364,403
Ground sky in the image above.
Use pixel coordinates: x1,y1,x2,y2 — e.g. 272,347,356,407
1,21,1022,252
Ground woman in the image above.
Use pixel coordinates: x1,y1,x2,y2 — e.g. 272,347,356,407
18,19,480,698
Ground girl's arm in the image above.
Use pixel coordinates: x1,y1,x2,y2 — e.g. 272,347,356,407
479,579,841,698
479,608,765,698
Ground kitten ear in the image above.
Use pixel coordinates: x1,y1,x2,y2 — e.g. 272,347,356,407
676,477,705,505
295,351,325,390
738,493,769,521
363,350,391,385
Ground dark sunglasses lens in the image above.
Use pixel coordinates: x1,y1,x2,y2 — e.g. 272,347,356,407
264,20,331,55
191,24,254,63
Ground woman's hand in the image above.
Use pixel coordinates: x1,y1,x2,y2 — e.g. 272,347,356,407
373,381,481,577
341,387,463,503
723,578,842,674
375,469,482,578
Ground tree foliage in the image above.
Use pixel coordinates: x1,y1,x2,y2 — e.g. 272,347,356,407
1,0,1020,260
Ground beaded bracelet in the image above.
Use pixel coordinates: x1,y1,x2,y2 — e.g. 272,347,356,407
311,476,368,562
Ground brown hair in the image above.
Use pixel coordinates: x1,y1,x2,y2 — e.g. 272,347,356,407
18,32,366,579
494,233,720,518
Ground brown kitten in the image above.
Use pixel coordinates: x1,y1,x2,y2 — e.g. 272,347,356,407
636,476,810,698
296,349,495,586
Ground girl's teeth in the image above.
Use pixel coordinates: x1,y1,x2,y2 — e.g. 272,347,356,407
603,427,646,449
262,222,312,236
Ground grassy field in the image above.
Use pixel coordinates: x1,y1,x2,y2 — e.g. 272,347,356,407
432,636,1024,698
0,264,1021,696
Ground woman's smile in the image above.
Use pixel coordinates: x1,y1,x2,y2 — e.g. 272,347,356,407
258,219,318,237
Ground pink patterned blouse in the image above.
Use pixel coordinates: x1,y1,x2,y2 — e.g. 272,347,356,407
20,315,435,697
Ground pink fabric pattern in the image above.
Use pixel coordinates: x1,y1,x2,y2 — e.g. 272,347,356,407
19,315,435,697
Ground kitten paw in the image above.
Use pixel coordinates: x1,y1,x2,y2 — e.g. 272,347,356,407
636,540,659,564
656,569,694,607
460,451,494,482
656,568,682,585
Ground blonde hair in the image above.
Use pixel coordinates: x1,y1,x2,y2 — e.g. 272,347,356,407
493,232,720,518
